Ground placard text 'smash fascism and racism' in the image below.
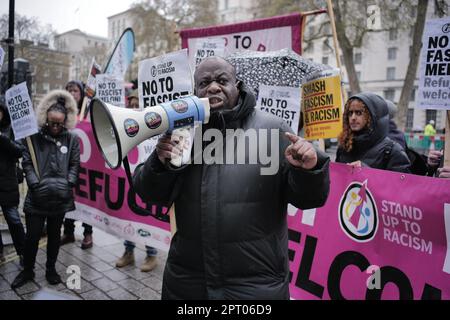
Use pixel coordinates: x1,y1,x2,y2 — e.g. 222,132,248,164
302,69,343,140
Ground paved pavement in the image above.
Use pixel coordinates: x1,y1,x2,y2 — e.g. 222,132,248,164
0,223,166,300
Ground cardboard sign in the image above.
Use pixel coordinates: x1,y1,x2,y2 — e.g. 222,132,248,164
417,17,450,110
257,84,301,133
138,49,193,108
96,74,125,107
5,82,38,140
194,37,226,67
302,69,343,140
85,58,101,100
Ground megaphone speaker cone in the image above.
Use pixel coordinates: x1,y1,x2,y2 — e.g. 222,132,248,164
90,96,210,170
90,98,122,169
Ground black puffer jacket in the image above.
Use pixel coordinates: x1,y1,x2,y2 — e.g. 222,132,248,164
0,103,24,207
388,120,407,150
133,84,330,299
22,129,80,215
336,92,410,173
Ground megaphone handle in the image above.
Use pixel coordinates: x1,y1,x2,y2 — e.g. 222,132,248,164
123,157,150,216
123,157,169,222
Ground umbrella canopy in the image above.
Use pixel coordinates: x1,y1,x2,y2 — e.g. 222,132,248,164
226,48,331,97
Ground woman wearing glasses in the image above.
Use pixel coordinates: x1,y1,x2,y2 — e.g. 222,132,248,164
11,90,80,289
336,92,410,173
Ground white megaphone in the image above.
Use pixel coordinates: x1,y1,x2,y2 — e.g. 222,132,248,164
90,95,210,169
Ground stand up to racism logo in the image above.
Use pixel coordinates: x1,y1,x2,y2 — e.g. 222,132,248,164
339,179,378,242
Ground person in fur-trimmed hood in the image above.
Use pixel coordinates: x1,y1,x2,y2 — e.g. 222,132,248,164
11,90,80,289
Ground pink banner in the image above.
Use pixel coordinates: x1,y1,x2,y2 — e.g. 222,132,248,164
288,163,450,300
68,121,171,251
180,13,303,55
68,122,450,299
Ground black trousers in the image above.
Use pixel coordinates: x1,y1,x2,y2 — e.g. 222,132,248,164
0,206,26,256
63,218,92,236
23,212,64,271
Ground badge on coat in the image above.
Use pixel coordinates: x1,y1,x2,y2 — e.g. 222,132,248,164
60,146,68,154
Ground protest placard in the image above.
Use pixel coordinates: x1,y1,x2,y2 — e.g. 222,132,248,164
85,58,101,100
138,49,193,108
302,69,343,140
5,82,38,140
417,17,450,110
96,74,125,107
257,84,301,133
194,37,226,67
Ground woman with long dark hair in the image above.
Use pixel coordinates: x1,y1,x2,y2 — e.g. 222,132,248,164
336,92,410,172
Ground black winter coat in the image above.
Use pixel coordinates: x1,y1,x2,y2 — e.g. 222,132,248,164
388,120,407,150
0,104,24,207
336,92,410,173
133,85,330,299
22,128,80,216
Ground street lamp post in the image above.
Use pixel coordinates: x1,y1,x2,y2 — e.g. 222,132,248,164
7,0,15,88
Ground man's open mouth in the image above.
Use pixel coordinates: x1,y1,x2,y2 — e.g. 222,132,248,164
208,96,224,109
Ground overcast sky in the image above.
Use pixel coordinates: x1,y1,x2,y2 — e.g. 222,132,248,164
0,0,137,38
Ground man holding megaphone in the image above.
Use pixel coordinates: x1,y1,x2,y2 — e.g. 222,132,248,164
131,57,331,300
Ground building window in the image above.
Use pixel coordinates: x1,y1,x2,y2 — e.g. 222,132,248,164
322,39,331,52
56,69,62,79
410,6,417,18
388,47,397,60
389,29,398,40
224,0,229,10
323,22,331,35
322,56,329,65
410,88,416,101
406,109,414,129
305,41,314,53
386,67,396,80
356,71,361,80
384,89,395,101
354,52,362,64
434,1,448,16
42,83,50,93
426,110,437,126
